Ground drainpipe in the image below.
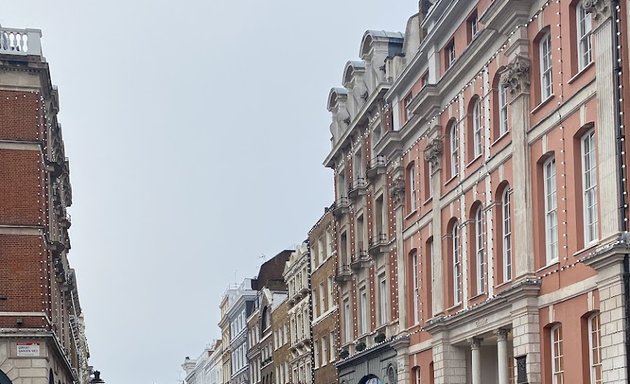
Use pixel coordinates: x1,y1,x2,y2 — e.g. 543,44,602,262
610,0,630,379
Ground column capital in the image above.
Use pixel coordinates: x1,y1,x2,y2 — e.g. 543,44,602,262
470,337,483,349
495,328,510,341
501,55,530,96
424,136,443,173
583,0,611,21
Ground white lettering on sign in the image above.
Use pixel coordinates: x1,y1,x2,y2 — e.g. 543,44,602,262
17,342,40,357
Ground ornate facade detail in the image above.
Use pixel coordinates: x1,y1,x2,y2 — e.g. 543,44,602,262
389,175,405,205
501,55,531,95
583,0,611,20
423,137,443,171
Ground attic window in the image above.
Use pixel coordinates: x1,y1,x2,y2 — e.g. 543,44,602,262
468,11,478,42
445,40,456,69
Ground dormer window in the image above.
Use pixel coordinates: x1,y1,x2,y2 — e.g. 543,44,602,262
468,11,478,42
403,94,413,123
445,40,456,69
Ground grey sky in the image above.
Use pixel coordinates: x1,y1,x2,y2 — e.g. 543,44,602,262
2,1,417,383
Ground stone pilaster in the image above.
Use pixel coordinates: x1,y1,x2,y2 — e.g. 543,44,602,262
470,337,482,384
590,2,619,240
496,329,510,384
392,336,411,384
502,51,534,280
511,301,541,384
431,331,467,384
428,132,444,316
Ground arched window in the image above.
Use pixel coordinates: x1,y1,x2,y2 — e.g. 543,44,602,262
543,157,558,263
502,188,512,282
407,162,417,212
474,205,485,294
449,121,459,177
452,223,461,304
581,129,598,244
550,325,564,384
472,98,482,158
410,249,419,324
539,32,553,100
588,313,602,383
576,2,592,70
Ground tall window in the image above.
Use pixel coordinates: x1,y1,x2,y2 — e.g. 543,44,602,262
453,224,462,304
468,12,478,40
327,276,334,309
472,99,482,157
404,94,413,122
314,341,320,368
474,206,485,294
359,287,368,334
551,325,564,384
588,314,602,384
319,282,326,313
413,367,421,384
450,122,459,177
321,335,329,366
502,188,512,281
446,40,456,68
408,163,417,212
582,130,598,244
540,33,553,100
329,332,336,362
499,84,508,135
343,299,352,342
411,250,419,324
544,158,558,263
379,274,388,325
577,3,592,70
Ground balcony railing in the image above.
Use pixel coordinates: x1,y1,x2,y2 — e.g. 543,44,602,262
367,156,387,179
0,27,42,57
369,232,389,257
348,177,368,199
332,197,350,217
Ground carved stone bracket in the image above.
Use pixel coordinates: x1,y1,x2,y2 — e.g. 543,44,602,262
424,137,443,172
390,175,405,206
502,55,531,96
583,0,611,21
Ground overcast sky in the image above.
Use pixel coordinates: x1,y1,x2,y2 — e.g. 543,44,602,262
2,2,417,383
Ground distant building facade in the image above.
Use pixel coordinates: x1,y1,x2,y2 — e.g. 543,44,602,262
218,279,257,384
284,244,312,384
271,297,292,384
0,26,92,384
182,340,223,384
309,208,338,384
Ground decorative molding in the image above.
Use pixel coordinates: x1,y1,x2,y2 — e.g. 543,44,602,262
389,176,405,206
423,137,443,171
502,55,530,95
583,0,611,21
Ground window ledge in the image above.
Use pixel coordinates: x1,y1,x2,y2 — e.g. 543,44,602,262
531,94,555,114
466,154,483,168
536,260,560,274
446,303,463,313
423,196,433,206
568,61,594,84
404,209,418,221
495,279,512,289
573,241,599,257
445,174,458,185
491,131,510,147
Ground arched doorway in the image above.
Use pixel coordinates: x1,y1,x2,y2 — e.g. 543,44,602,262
358,374,383,384
0,370,12,384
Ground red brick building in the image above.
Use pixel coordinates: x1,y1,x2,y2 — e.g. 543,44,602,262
0,27,91,384
326,0,630,383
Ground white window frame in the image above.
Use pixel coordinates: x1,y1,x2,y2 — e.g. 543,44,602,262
359,286,368,335
343,298,352,343
473,99,482,157
577,3,593,70
409,163,417,212
540,33,553,100
412,251,419,324
588,313,602,384
499,84,508,135
450,123,459,177
447,42,456,67
551,325,564,384
474,206,485,294
327,276,334,309
502,188,512,282
453,224,461,304
544,157,558,263
329,332,336,362
314,340,320,368
470,15,478,38
321,335,328,366
379,274,388,325
582,129,598,244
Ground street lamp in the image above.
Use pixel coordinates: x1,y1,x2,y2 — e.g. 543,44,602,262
90,371,105,384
